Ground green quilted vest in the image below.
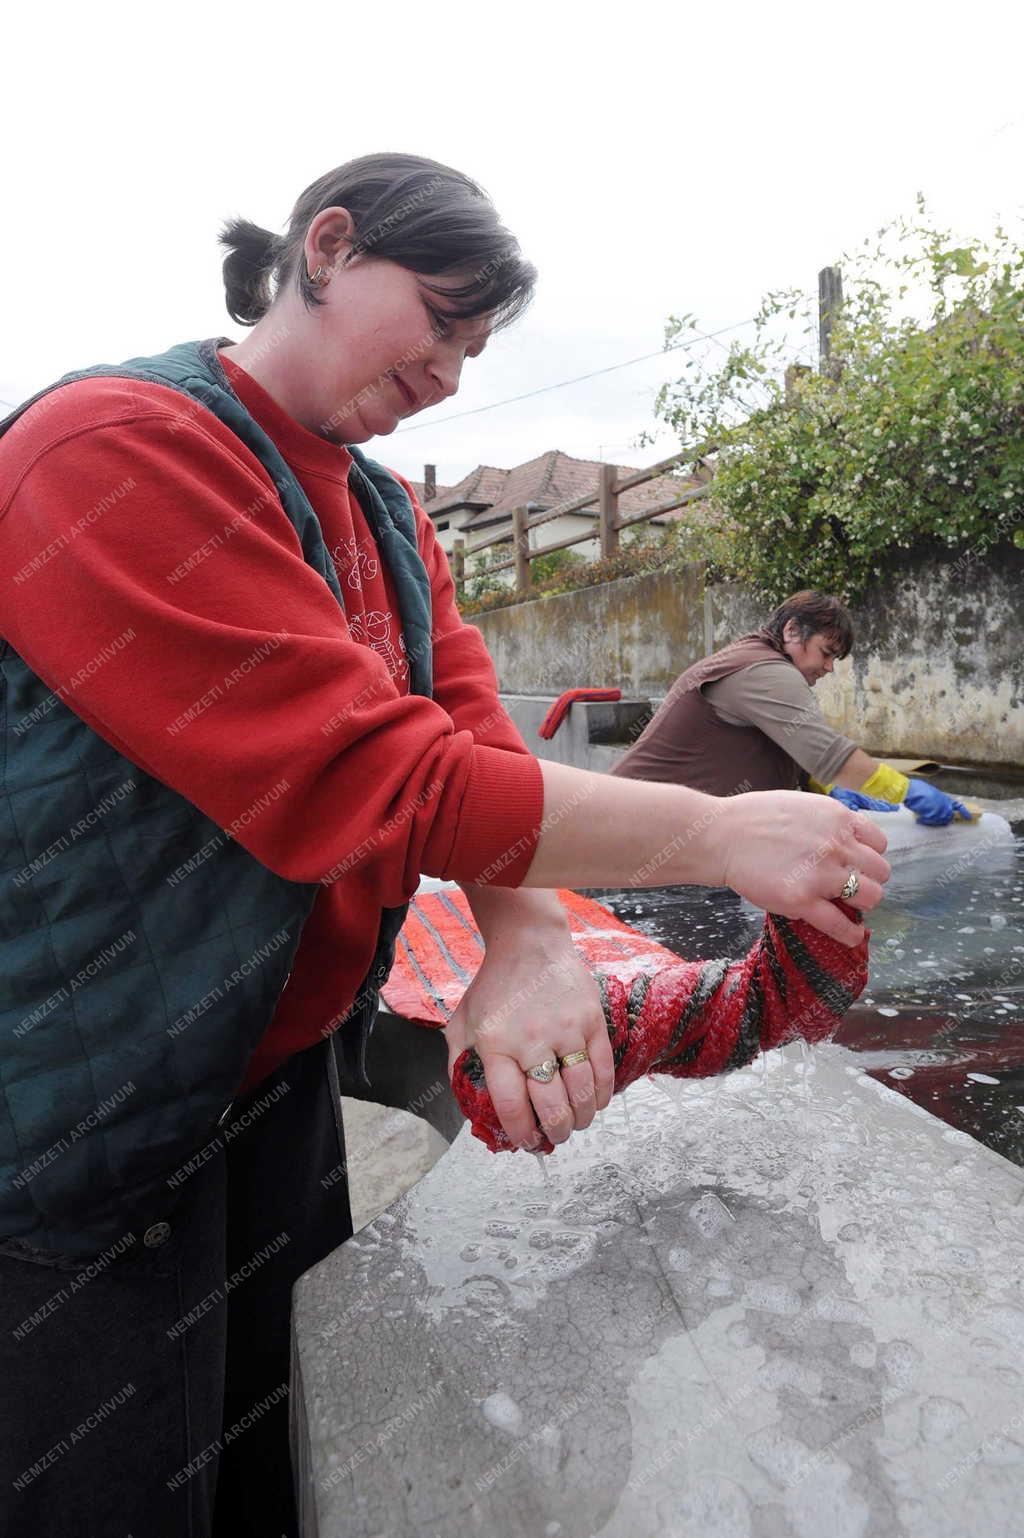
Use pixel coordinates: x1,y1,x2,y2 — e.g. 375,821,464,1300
0,338,433,1259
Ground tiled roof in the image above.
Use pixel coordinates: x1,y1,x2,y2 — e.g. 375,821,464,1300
421,464,509,515
421,449,706,531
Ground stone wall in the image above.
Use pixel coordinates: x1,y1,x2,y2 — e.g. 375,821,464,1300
470,542,1024,767
471,561,706,701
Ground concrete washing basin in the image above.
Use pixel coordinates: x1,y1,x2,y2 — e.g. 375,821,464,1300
291,1034,1024,1538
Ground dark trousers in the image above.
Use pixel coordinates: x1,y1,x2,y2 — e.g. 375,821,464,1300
0,1037,353,1538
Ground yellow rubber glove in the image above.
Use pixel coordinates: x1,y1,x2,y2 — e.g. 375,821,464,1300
806,776,833,795
859,763,910,804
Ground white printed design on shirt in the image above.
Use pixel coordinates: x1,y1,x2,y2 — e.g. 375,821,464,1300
330,536,380,591
349,610,409,683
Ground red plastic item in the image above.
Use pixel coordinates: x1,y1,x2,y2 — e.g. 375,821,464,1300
537,687,622,739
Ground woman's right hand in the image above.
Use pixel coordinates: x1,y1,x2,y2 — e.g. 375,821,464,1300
709,790,891,945
522,763,890,939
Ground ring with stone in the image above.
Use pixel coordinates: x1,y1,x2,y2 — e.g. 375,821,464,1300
839,869,860,901
558,1050,590,1069
525,1057,559,1084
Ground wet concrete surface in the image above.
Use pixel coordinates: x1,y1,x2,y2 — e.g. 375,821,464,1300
296,802,1024,1534
340,1098,449,1233
295,1053,1024,1538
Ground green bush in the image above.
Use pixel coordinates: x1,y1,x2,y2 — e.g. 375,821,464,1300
654,202,1024,602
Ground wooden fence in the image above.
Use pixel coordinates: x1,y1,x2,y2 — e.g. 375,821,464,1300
450,266,843,596
450,448,714,593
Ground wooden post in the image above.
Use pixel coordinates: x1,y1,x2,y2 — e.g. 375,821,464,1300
452,537,464,589
818,265,843,379
598,461,619,559
784,363,811,404
512,505,532,594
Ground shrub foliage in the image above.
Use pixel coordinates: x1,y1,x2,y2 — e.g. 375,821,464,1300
455,205,1022,615
654,202,1024,601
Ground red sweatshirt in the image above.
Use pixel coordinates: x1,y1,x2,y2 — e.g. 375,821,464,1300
0,350,544,1091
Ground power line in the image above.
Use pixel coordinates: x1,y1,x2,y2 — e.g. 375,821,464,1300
394,318,760,434
0,309,812,433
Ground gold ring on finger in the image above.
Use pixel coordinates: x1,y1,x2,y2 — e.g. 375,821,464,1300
839,869,860,901
525,1057,559,1084
558,1050,590,1069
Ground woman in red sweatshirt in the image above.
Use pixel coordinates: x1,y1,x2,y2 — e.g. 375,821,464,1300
0,154,889,1537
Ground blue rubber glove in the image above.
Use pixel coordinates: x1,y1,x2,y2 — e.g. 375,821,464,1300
903,779,970,827
828,787,900,813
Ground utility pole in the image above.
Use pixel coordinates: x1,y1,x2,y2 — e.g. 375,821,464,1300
818,265,844,379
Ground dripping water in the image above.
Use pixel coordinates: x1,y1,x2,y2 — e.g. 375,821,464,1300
797,1038,812,1142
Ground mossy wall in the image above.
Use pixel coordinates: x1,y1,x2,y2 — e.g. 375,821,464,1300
470,544,1024,767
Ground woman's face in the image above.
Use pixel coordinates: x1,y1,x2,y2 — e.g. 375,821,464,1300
782,622,843,686
311,255,491,445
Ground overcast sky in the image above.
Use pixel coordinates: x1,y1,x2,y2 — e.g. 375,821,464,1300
3,1,1021,491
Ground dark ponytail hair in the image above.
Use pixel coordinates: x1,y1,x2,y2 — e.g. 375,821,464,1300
218,152,536,330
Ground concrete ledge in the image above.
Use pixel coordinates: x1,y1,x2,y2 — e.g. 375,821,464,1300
292,1042,1024,1536
500,693,652,772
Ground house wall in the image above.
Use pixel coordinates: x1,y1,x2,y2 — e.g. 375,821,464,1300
431,507,475,555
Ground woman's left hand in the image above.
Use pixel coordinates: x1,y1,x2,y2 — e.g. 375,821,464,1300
443,928,615,1151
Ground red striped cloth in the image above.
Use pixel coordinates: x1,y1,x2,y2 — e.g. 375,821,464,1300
382,888,678,1026
384,888,870,1154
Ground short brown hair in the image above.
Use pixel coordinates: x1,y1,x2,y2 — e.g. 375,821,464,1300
762,590,853,658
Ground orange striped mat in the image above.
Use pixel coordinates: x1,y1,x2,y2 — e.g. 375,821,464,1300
381,887,680,1027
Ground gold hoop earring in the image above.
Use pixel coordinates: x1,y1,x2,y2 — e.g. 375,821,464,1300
308,264,330,287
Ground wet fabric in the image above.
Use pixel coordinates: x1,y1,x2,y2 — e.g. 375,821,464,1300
381,888,869,1155
454,901,869,1152
383,886,682,1025
378,892,867,1156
